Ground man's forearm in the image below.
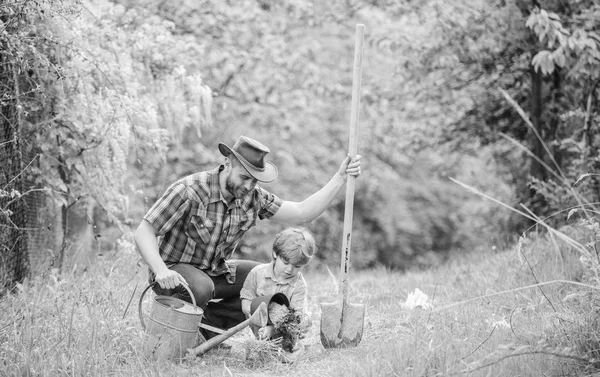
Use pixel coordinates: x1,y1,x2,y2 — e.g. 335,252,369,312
274,172,347,224
271,154,361,224
134,220,169,275
301,172,347,220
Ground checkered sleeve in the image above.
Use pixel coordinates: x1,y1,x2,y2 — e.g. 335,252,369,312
256,187,283,220
143,182,190,235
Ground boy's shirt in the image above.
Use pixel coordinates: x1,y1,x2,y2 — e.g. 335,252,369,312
240,261,308,314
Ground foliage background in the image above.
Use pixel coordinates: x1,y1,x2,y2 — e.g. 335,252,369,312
1,0,599,278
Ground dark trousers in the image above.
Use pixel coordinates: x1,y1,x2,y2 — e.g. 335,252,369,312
152,259,260,336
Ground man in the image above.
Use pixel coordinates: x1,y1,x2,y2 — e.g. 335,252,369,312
134,135,361,336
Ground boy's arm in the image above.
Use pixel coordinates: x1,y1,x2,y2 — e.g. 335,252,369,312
289,278,312,334
241,299,252,319
243,297,274,339
289,277,309,314
240,266,261,318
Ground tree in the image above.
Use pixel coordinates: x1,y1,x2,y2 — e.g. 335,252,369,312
522,1,600,213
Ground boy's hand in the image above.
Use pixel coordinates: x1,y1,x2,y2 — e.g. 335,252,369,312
258,325,274,340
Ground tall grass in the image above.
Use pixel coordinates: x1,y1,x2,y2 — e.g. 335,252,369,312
0,252,148,377
1,222,599,377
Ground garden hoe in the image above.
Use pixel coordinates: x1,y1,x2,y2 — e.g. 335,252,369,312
320,24,366,349
186,301,268,357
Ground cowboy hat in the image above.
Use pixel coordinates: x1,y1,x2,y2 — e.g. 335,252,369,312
218,136,278,183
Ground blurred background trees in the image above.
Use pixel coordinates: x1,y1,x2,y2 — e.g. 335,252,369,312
1,0,599,288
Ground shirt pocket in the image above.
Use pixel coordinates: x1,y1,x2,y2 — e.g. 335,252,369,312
239,215,256,233
238,214,257,235
229,215,256,246
189,215,215,244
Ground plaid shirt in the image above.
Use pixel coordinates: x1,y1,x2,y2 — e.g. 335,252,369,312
144,166,282,280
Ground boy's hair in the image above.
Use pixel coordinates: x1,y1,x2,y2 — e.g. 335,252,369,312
273,227,316,266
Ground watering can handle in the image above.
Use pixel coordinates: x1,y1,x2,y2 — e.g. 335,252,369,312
138,281,198,330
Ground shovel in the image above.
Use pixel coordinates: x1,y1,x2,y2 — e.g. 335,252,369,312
186,301,268,357
320,24,366,349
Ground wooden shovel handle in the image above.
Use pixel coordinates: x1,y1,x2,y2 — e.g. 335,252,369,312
187,302,268,357
340,24,364,302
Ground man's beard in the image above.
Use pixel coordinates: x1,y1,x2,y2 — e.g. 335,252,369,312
225,177,249,199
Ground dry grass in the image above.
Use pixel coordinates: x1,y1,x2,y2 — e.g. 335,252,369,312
1,227,599,376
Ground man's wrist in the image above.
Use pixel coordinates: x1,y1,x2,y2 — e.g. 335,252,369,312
335,171,347,182
152,263,171,277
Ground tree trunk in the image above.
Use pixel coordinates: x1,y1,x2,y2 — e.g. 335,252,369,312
584,84,600,204
71,197,96,274
529,65,547,216
529,65,545,182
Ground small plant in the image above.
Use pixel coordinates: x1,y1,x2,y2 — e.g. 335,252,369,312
244,338,282,368
268,302,303,353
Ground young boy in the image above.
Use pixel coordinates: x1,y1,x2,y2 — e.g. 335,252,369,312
240,227,315,341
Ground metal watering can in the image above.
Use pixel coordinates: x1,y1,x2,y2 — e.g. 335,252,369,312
138,282,203,361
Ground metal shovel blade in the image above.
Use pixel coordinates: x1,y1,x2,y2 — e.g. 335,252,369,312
320,299,365,348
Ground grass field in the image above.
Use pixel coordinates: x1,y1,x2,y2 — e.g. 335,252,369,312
1,226,599,376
